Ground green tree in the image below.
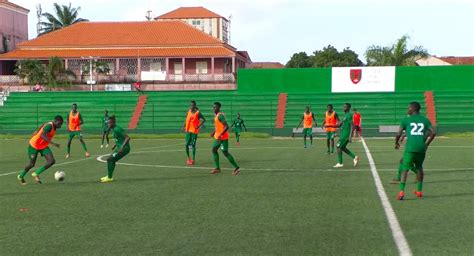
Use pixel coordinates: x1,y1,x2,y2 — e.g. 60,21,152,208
81,61,111,75
14,59,47,85
365,35,428,66
312,45,363,67
286,52,312,68
15,57,76,86
39,3,88,35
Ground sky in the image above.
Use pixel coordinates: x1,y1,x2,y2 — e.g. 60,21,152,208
11,0,474,64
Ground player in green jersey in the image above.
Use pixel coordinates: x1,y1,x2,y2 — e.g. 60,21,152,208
395,102,436,200
100,115,131,183
325,103,360,168
101,110,110,148
231,113,247,146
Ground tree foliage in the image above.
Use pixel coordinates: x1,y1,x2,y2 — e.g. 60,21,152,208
286,46,363,68
365,35,429,66
286,52,312,68
15,57,76,86
312,45,363,67
39,3,88,35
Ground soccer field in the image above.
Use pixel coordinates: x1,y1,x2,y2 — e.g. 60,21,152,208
1,136,473,255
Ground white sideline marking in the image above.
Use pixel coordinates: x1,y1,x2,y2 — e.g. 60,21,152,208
361,138,412,256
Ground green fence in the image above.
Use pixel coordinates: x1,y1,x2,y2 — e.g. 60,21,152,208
237,65,474,93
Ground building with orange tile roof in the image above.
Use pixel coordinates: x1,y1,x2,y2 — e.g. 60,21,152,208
0,7,250,88
155,7,230,43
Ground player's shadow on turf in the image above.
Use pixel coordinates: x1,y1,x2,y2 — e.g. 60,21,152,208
424,192,474,199
424,178,474,184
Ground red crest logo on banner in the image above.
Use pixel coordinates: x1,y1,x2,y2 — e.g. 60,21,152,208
350,69,362,84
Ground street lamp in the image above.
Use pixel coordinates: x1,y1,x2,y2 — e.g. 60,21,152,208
81,56,98,91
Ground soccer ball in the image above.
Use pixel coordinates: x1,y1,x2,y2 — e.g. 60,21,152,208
54,171,65,181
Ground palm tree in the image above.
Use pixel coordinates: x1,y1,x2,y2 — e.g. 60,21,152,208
365,35,428,66
39,3,88,35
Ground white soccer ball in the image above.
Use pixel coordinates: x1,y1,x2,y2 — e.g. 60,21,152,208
54,171,65,181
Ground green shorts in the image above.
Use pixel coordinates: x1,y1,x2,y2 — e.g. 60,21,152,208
303,128,312,136
28,145,52,160
401,152,426,172
68,131,82,139
185,132,198,146
212,139,229,152
326,131,335,139
336,138,349,149
110,146,131,162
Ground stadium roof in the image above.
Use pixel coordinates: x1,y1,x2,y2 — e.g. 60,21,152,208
155,7,226,20
0,21,243,59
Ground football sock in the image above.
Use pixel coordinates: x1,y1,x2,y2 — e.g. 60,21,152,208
417,182,423,192
304,137,307,146
19,170,28,179
67,146,71,154
236,136,240,142
185,146,190,159
107,159,115,178
337,152,343,164
192,146,196,160
331,144,335,153
345,149,356,159
225,153,239,168
310,135,313,145
395,171,401,181
399,182,406,191
34,166,46,175
212,152,220,169
81,142,88,152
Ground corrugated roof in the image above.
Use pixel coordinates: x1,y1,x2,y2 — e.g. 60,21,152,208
155,7,225,20
438,56,474,65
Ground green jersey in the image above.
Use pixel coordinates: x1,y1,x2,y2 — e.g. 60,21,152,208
112,125,129,149
102,115,110,130
339,112,353,140
400,114,432,153
233,118,245,130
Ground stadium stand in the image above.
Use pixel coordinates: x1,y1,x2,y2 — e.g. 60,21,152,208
137,91,279,132
0,91,137,131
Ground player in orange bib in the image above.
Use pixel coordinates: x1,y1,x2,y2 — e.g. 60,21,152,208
296,106,317,148
322,104,339,154
66,103,90,158
210,102,240,175
183,100,206,165
352,108,362,142
17,115,63,185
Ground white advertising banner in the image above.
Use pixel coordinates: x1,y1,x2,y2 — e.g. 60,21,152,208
331,66,395,93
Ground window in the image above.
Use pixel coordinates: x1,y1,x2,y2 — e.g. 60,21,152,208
196,61,208,74
192,20,201,26
150,62,162,72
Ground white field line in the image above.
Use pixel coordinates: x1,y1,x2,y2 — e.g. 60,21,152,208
361,138,412,256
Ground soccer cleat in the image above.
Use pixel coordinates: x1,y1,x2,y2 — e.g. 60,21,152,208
100,176,113,183
413,190,423,198
397,191,405,200
31,172,42,184
100,144,104,148
65,154,70,159
353,156,360,167
186,159,192,165
232,167,241,176
210,168,221,174
17,175,26,185
190,160,195,165
85,152,91,157
333,163,344,168
236,142,240,146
